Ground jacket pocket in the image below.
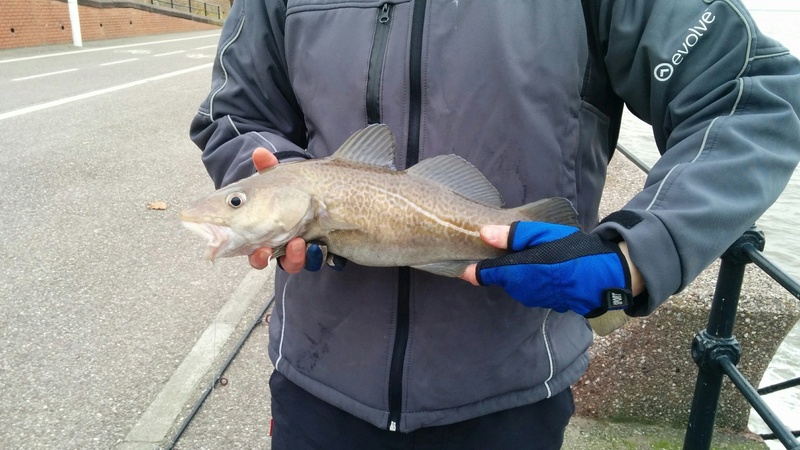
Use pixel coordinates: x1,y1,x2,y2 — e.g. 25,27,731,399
576,101,611,229
283,1,411,153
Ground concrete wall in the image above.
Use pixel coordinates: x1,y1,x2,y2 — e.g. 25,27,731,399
1,0,220,50
575,154,800,431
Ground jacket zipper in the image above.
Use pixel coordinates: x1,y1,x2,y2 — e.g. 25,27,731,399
405,0,426,168
367,3,392,124
387,0,427,433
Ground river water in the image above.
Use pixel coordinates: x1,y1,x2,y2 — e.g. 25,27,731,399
616,1,799,440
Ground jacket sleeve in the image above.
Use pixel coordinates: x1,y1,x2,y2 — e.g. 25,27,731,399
587,0,800,315
189,0,308,188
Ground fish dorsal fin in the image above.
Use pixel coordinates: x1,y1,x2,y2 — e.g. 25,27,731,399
407,155,504,207
330,124,396,170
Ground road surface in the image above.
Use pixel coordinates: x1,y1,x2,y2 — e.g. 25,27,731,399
0,31,276,449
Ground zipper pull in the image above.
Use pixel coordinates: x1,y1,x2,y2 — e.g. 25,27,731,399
389,420,397,432
379,3,391,24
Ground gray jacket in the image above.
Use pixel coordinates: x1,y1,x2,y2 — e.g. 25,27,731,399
190,0,800,432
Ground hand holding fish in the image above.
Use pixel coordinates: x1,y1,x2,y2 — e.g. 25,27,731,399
247,148,307,273
461,222,644,317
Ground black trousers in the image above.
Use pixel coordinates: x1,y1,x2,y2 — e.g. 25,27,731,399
270,371,574,450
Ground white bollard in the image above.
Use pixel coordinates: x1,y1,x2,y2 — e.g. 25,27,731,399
67,0,83,47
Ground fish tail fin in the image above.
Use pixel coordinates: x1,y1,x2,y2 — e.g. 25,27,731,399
512,197,579,227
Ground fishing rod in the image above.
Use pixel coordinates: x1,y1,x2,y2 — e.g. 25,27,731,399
164,295,276,450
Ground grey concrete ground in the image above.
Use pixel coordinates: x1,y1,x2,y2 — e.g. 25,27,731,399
0,31,274,448
0,32,777,450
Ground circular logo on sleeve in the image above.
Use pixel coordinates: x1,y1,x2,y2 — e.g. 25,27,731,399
654,63,674,82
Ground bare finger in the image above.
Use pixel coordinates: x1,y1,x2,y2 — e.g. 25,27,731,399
459,263,480,286
249,248,273,270
480,225,511,250
253,147,279,172
279,238,307,274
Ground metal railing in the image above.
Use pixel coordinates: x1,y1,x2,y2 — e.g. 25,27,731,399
146,0,224,19
616,143,800,450
683,228,800,449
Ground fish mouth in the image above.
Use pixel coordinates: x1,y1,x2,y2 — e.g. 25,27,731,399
181,221,231,260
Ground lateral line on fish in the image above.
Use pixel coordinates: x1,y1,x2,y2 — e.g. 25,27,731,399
370,186,481,238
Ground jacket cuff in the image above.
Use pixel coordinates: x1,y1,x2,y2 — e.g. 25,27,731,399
202,130,307,188
593,210,682,316
274,150,313,162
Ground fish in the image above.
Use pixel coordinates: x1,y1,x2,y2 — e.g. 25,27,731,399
180,124,628,335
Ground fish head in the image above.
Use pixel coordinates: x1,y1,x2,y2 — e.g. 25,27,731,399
180,179,315,261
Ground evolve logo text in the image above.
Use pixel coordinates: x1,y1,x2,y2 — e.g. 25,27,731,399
654,10,716,82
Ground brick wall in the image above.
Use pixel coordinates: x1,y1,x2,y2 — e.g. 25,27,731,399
1,0,220,50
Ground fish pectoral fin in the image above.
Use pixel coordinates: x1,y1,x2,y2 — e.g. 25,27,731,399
411,261,474,278
321,218,360,232
315,208,360,232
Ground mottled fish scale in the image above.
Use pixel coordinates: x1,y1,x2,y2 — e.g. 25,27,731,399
262,158,544,266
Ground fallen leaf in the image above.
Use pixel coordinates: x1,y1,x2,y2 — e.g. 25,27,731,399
147,201,167,210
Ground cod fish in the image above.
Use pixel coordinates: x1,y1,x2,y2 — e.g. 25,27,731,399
180,124,628,335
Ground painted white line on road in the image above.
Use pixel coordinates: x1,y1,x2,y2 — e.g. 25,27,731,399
12,68,79,81
154,50,185,57
195,44,217,50
0,33,220,64
0,63,213,121
100,58,139,66
122,268,273,447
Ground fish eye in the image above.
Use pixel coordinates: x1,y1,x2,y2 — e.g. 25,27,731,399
226,192,246,208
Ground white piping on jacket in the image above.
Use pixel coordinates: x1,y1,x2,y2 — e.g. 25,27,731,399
207,12,246,119
542,310,555,398
252,132,279,153
645,0,757,212
274,277,291,371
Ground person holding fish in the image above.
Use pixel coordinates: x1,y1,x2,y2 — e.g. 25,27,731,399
186,0,800,448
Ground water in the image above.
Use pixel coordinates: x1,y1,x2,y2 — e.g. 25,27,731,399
617,2,799,443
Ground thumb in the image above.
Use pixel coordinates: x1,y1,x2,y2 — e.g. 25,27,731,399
253,147,279,172
480,225,511,250
459,263,480,286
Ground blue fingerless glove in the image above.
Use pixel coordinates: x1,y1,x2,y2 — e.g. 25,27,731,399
304,242,347,272
476,221,632,316
276,242,347,272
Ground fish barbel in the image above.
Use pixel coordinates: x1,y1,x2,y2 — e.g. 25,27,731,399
180,124,628,335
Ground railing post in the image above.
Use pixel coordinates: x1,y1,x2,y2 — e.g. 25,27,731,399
683,227,765,450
